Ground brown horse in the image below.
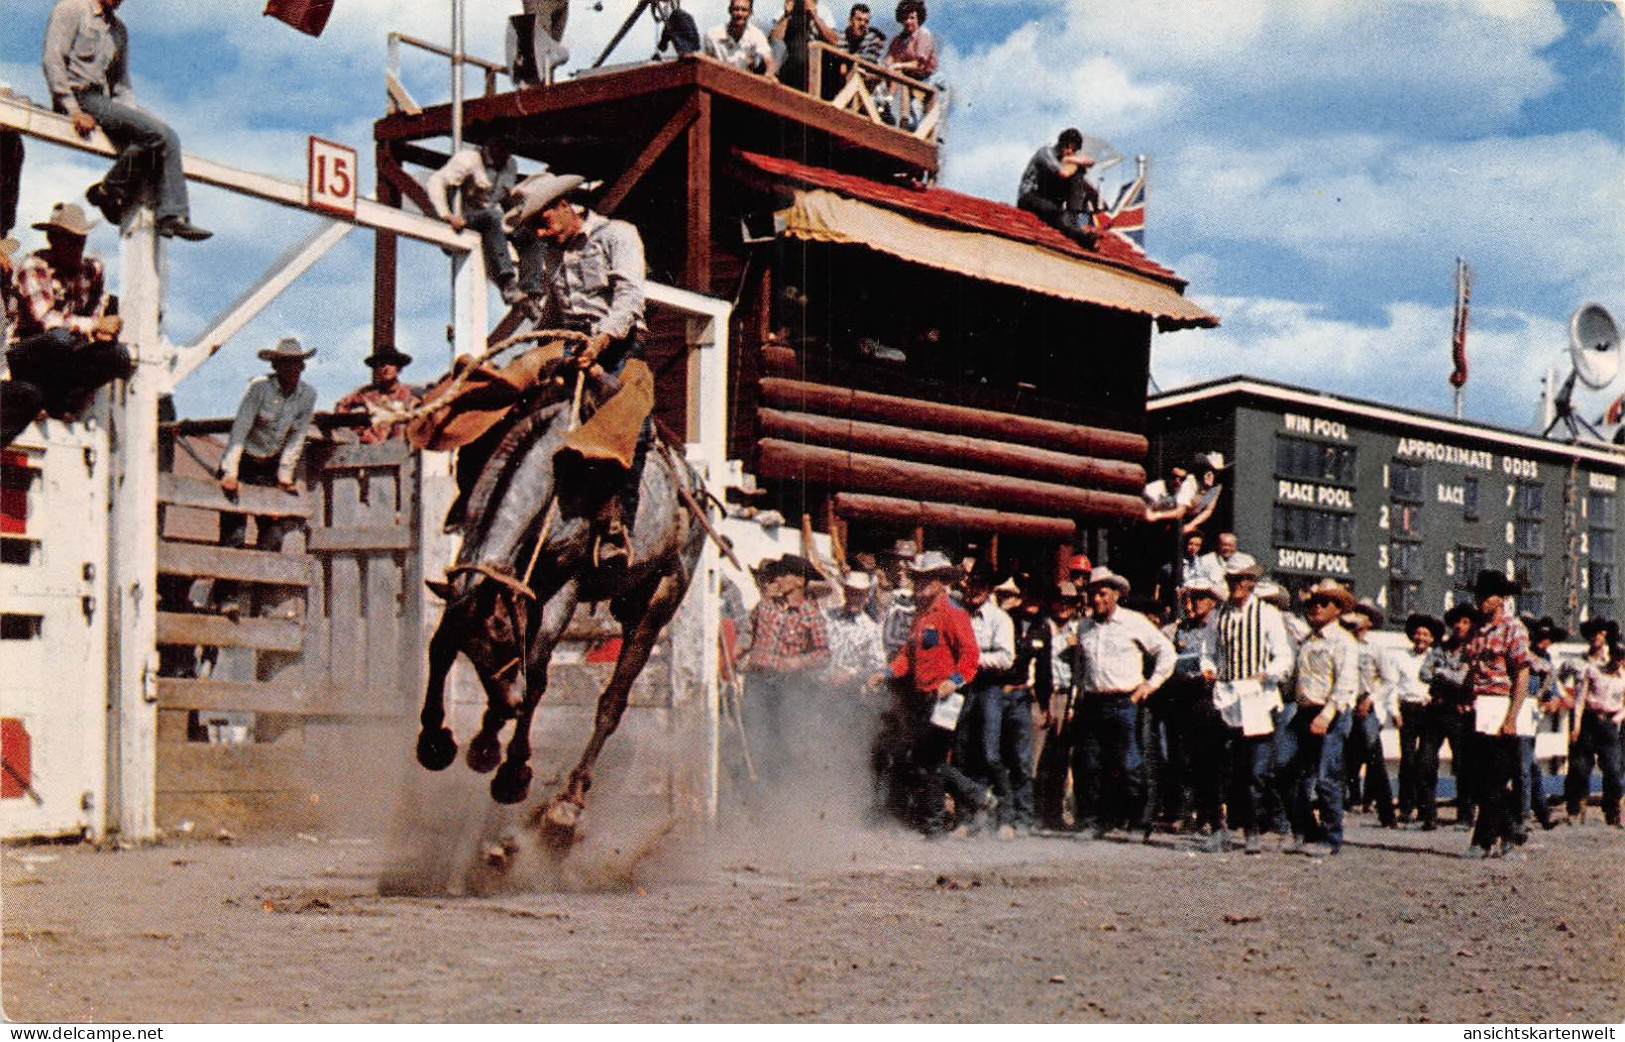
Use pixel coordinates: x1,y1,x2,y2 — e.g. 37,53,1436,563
416,382,705,844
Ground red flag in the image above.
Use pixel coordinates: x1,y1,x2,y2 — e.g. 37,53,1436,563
1449,258,1473,389
264,0,335,37
1603,392,1625,426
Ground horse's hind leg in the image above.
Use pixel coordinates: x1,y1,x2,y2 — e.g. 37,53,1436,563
492,580,580,805
416,615,460,771
537,569,685,841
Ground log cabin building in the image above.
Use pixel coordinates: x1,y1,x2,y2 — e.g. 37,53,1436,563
371,51,1218,582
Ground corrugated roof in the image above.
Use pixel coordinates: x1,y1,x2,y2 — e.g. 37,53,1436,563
734,149,1191,289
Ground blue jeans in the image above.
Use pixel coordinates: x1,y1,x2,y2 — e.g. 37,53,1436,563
966,686,1035,828
1228,728,1279,833
1276,706,1352,847
462,206,517,284
70,90,189,222
1566,711,1623,821
1346,710,1395,824
1396,706,1440,823
1075,694,1145,831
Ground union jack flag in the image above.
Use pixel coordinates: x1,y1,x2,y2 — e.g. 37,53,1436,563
1094,157,1147,250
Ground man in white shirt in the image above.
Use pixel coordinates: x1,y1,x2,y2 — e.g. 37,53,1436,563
1072,567,1175,839
962,566,1024,836
1342,599,1397,827
1277,578,1361,855
704,0,776,75
1206,559,1294,853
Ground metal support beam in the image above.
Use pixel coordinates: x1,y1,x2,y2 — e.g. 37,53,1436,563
0,95,474,250
166,221,354,389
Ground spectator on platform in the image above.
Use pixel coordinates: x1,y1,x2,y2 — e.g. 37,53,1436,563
1386,613,1444,827
705,0,777,76
1072,567,1175,840
654,0,703,56
0,236,17,347
3,203,131,448
1342,599,1397,828
1155,530,1205,605
509,0,570,85
214,337,317,620
842,3,887,63
334,344,421,444
771,0,840,92
1196,531,1249,585
1017,127,1099,245
1143,459,1196,524
1276,578,1360,856
44,0,210,241
425,137,526,306
879,0,936,128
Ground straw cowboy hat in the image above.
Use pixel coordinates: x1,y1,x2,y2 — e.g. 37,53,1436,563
1084,566,1130,594
0,237,19,261
1222,552,1263,579
504,172,585,232
1342,598,1383,627
363,344,413,368
257,336,316,362
906,550,958,578
1180,575,1226,600
841,571,874,591
1303,578,1355,612
32,202,95,237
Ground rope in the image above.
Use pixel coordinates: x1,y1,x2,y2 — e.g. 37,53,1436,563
363,327,590,431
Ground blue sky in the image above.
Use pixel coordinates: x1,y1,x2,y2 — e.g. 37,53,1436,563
3,0,1621,433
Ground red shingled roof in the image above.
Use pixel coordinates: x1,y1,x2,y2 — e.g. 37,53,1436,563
733,150,1186,289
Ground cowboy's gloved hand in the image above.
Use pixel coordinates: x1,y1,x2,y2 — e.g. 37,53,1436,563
575,333,611,369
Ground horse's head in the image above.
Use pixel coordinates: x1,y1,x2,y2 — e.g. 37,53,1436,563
428,564,535,686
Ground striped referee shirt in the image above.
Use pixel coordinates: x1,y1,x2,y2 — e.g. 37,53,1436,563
1214,595,1294,686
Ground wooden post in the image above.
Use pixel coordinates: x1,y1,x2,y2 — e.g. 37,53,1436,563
685,91,712,294
107,214,165,841
374,143,400,355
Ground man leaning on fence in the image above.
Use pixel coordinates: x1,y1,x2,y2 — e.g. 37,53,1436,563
214,336,317,620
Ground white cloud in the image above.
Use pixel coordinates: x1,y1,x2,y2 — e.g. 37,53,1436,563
1154,294,1593,428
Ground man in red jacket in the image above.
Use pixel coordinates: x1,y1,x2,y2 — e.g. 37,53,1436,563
878,550,991,834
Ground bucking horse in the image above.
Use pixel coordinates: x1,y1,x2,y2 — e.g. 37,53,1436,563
401,333,708,847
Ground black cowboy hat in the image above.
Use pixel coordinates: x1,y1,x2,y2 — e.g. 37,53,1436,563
1579,617,1621,642
1473,569,1519,600
773,553,825,583
1444,603,1479,628
364,344,413,368
1526,616,1568,645
1404,613,1445,642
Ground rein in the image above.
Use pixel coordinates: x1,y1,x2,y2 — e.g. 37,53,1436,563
362,327,589,431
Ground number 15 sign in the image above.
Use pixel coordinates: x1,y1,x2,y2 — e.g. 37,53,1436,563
307,136,357,217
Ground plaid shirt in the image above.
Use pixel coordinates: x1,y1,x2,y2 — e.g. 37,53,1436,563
1463,608,1532,699
746,597,828,674
333,382,421,444
11,252,106,341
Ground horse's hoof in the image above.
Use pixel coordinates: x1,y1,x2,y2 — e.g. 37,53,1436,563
535,798,581,848
466,733,502,774
416,727,457,771
491,763,533,805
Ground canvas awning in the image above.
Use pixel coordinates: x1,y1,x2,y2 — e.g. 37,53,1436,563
777,189,1219,331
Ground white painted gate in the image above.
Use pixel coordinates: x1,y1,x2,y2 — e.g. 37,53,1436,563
0,417,112,840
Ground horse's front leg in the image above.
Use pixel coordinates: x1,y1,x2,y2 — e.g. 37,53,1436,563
538,569,685,840
416,614,461,771
492,580,581,805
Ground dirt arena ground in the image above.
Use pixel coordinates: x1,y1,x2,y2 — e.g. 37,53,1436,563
4,801,1621,1024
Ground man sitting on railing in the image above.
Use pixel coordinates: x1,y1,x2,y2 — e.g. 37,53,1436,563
3,202,132,448
426,136,526,306
334,344,421,445
879,0,936,128
654,0,702,57
705,0,777,76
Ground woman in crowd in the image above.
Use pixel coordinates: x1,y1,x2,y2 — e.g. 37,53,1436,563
1564,637,1625,826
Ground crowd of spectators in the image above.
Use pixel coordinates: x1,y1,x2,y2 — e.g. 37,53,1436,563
725,532,1625,859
